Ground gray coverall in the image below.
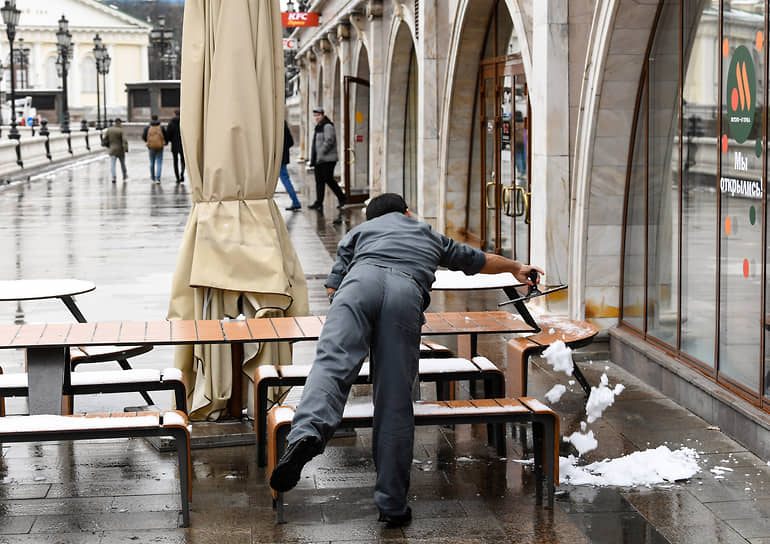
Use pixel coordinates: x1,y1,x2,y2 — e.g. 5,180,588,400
286,211,486,516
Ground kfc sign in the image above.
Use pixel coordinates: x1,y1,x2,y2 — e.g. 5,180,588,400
281,12,319,27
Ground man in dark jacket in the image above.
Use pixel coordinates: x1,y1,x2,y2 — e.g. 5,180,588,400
142,114,167,183
166,109,185,184
270,193,543,527
102,118,128,183
308,107,346,211
280,120,302,210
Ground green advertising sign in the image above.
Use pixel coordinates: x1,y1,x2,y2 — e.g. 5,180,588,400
727,45,756,144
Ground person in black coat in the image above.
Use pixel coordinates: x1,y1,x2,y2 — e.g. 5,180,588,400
280,120,302,210
165,110,185,183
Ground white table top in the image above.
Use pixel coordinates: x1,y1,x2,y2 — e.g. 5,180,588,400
0,279,96,301
431,270,521,291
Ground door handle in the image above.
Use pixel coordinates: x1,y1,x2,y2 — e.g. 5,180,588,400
346,147,356,165
502,186,514,216
485,181,496,209
513,186,531,223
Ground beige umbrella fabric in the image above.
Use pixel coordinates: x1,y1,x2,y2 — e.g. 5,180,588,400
168,0,308,421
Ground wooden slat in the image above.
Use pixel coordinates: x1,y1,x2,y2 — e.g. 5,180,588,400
37,323,71,345
423,313,451,334
171,320,199,342
245,318,278,342
196,320,224,342
294,316,324,338
459,312,507,333
271,317,303,340
495,398,530,412
10,324,45,346
222,320,252,342
468,398,505,409
145,320,171,343
118,321,147,344
65,322,96,344
443,399,475,409
487,311,535,333
0,325,20,345
92,322,121,344
440,312,486,332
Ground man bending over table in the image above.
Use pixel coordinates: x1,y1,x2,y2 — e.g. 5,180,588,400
270,193,543,527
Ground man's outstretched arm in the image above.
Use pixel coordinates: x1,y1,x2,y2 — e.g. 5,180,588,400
480,253,544,286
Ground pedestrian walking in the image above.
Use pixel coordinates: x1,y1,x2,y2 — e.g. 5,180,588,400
101,118,128,184
269,193,544,527
308,107,346,211
166,109,185,183
281,120,302,211
142,114,167,183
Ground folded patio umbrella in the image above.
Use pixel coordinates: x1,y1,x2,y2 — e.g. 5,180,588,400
168,0,308,420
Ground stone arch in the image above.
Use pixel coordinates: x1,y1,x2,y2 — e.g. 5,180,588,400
568,0,660,323
385,20,418,198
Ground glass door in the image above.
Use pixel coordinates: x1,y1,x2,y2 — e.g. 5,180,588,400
479,57,530,259
343,76,370,204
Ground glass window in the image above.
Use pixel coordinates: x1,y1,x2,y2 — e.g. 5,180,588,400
719,1,764,391
681,0,719,367
646,0,680,346
623,84,647,331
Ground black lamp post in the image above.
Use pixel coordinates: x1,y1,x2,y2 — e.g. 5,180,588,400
13,36,28,89
93,33,103,129
56,15,71,136
149,14,173,79
1,0,21,141
100,51,110,125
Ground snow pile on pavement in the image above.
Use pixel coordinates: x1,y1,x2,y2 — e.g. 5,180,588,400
564,422,598,456
544,384,567,403
560,446,700,486
585,373,625,423
542,340,574,376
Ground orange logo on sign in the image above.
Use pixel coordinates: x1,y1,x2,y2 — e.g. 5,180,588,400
281,12,319,27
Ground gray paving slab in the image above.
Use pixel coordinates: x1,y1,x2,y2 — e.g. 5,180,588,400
0,152,769,541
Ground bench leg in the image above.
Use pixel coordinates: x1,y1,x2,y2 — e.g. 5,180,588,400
257,382,271,467
484,376,504,449
542,416,556,509
531,421,544,507
572,363,592,398
167,427,191,527
272,423,291,524
505,341,534,398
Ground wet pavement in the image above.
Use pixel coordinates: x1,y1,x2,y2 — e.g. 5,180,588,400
0,146,769,542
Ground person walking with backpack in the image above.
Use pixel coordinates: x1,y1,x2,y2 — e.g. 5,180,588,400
102,118,128,184
142,114,167,183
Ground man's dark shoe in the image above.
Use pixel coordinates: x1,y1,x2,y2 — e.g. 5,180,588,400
308,201,322,210
269,436,323,492
378,506,412,528
337,195,348,208
285,204,301,211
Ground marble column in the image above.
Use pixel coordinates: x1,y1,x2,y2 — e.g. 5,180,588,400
364,11,385,195
417,0,440,227
530,0,569,295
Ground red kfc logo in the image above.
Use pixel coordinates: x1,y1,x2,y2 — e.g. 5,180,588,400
281,12,319,27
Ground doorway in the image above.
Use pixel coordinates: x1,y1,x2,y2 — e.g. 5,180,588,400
343,75,370,203
478,55,530,260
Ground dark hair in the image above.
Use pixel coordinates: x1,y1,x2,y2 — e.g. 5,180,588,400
365,193,408,220
151,114,159,121
174,109,180,116
114,118,122,124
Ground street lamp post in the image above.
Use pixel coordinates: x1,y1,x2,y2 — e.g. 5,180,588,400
101,52,110,125
56,15,72,154
149,14,174,79
1,0,21,146
14,36,28,89
93,33,103,129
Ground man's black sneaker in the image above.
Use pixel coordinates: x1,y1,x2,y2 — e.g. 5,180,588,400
308,201,322,210
269,436,323,492
378,506,412,528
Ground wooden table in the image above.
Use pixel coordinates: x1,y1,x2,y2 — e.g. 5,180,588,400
0,311,534,416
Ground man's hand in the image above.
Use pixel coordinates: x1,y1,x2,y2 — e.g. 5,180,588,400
480,253,544,286
514,265,544,286
326,287,336,303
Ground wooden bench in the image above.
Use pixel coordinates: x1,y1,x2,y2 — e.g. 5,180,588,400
0,366,187,415
253,355,505,466
0,410,192,527
507,316,599,397
266,397,559,523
